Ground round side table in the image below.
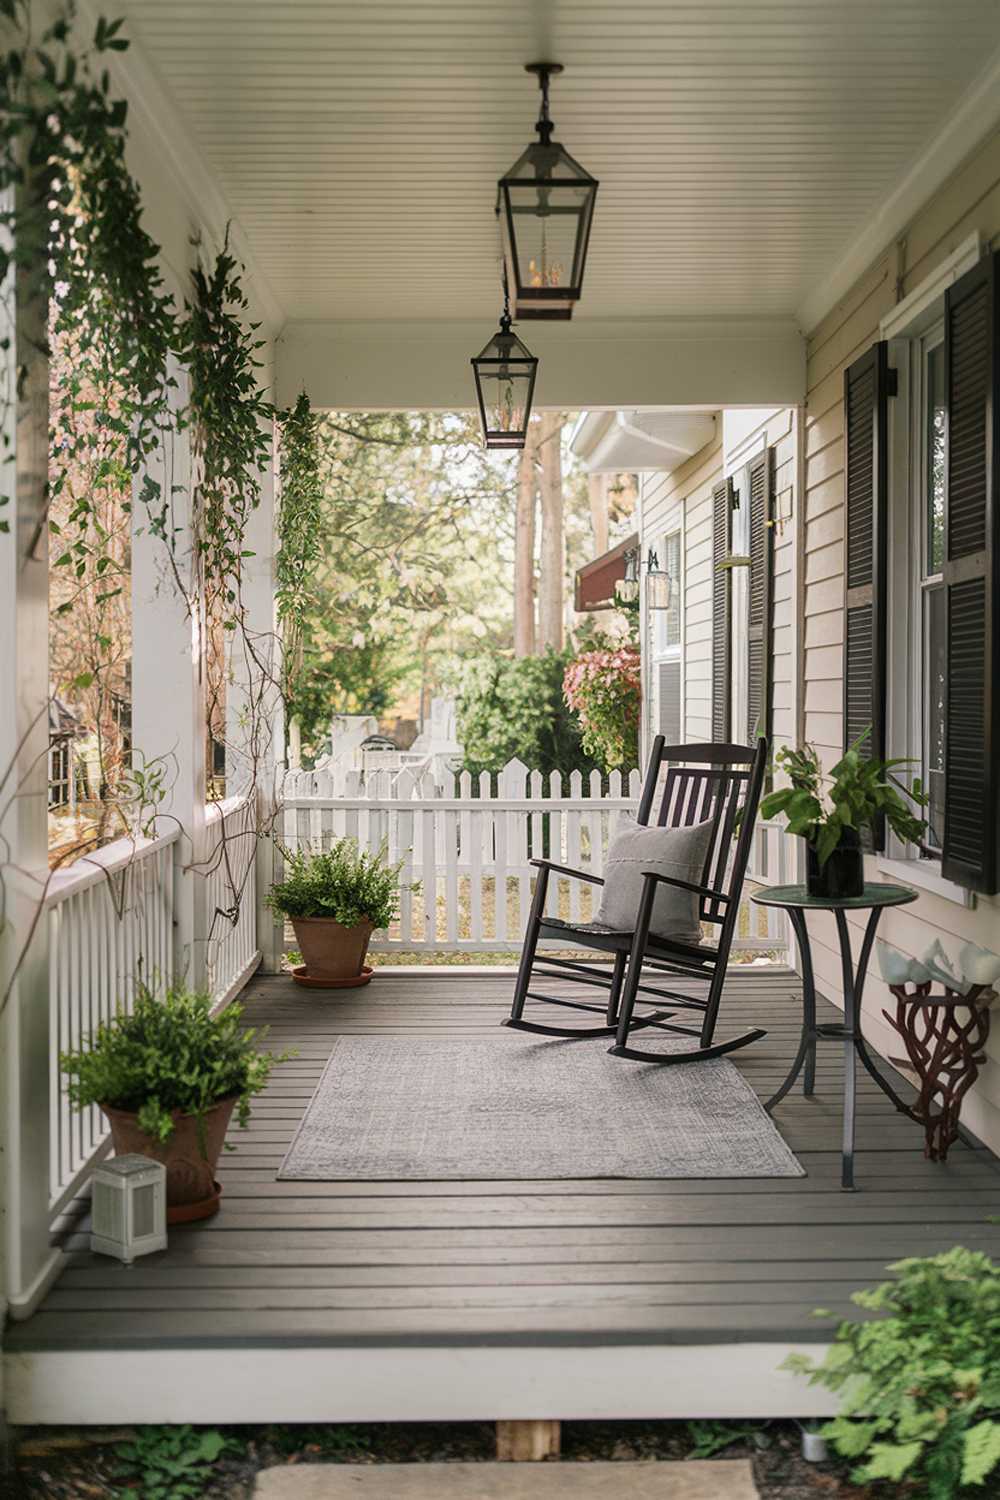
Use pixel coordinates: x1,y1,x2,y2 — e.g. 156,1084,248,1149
751,882,918,1190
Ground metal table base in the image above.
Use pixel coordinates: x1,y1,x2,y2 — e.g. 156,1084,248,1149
764,904,920,1190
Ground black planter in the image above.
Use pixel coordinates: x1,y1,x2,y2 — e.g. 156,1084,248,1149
806,828,864,899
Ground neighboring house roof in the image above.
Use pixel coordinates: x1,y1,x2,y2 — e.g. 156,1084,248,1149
48,695,85,742
575,532,638,612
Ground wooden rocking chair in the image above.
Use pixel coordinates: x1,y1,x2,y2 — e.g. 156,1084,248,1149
503,737,769,1066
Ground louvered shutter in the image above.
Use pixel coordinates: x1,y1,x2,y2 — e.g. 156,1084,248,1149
843,342,892,849
711,477,733,740
746,446,774,744
657,658,681,744
942,252,1000,893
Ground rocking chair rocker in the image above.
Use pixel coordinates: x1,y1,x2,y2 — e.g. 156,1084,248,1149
503,736,769,1066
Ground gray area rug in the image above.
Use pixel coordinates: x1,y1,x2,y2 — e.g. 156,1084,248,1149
279,1036,804,1180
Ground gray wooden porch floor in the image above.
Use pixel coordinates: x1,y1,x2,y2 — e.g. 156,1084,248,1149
9,968,1000,1353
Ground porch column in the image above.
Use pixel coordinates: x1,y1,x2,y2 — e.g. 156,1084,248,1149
0,222,58,1315
225,419,283,972
131,364,209,991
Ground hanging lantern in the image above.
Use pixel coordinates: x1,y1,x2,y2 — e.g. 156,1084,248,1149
645,549,672,611
615,548,639,604
471,270,538,450
497,63,599,321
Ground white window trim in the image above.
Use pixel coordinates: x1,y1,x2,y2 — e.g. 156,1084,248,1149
648,516,684,742
883,257,977,911
879,232,980,341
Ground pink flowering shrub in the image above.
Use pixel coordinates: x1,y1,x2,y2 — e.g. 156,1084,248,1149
562,646,641,770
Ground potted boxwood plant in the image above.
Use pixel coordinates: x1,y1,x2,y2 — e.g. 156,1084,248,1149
61,983,290,1222
759,736,927,898
267,837,408,988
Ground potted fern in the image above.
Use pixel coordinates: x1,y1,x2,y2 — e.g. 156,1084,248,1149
61,983,290,1222
267,837,408,988
760,736,927,898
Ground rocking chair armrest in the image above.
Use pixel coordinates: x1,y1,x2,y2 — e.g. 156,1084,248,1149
640,870,730,903
529,858,605,887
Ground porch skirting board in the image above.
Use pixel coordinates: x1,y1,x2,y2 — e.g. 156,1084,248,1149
3,1342,836,1426
279,1036,804,1181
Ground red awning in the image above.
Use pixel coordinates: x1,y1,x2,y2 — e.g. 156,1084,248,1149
574,533,638,612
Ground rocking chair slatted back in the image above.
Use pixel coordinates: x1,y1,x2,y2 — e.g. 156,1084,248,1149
635,738,765,929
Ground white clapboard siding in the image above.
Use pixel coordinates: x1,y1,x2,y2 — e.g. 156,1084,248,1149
280,757,786,957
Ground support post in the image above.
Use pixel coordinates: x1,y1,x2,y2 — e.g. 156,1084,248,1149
131,364,209,990
0,206,58,1317
226,419,283,972
496,1421,561,1462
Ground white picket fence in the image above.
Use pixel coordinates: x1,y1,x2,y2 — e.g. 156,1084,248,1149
280,758,789,957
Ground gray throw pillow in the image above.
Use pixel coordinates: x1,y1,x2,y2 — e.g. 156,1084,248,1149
595,814,714,945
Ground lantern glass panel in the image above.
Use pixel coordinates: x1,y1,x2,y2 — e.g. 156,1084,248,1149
646,569,671,612
500,143,598,318
472,327,537,449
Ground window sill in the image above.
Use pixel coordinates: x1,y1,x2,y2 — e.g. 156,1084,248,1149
876,855,975,909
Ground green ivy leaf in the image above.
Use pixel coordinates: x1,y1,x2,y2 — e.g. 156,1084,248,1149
962,1422,1000,1487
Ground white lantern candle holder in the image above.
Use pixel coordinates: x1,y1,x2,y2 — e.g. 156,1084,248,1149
91,1154,168,1263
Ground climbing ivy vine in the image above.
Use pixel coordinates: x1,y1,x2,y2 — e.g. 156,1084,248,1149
274,392,324,714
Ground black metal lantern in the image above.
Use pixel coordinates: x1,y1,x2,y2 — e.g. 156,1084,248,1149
471,272,538,450
497,63,598,320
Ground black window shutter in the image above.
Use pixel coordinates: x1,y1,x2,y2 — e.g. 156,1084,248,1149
711,477,733,741
843,341,892,849
747,446,774,745
942,252,1000,893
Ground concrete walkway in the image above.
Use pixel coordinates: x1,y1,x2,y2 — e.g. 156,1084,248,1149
254,1460,759,1498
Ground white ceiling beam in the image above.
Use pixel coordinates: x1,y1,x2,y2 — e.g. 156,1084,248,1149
277,317,805,412
796,40,1000,335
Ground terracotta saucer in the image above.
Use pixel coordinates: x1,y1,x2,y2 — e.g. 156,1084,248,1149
291,964,374,990
168,1180,222,1225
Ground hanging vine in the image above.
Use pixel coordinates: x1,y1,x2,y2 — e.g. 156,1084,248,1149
183,234,273,611
274,391,324,717
0,2,288,1014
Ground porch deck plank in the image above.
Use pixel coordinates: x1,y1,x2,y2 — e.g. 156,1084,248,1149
7,970,999,1355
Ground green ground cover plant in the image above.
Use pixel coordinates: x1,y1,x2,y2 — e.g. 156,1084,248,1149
785,1248,1000,1496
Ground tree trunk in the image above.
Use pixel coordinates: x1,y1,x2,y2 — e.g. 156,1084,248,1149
537,412,564,653
513,419,537,658
588,472,608,557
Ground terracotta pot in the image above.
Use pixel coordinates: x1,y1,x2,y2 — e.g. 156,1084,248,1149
806,826,864,899
101,1095,237,1224
290,916,374,980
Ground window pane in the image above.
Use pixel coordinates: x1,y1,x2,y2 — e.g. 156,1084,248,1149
924,583,946,850
926,342,945,575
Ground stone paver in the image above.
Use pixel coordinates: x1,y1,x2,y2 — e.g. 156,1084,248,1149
253,1459,759,1499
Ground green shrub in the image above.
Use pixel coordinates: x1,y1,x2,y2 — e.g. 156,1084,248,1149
267,837,407,927
115,1425,236,1499
60,983,290,1146
456,648,601,780
785,1248,1000,1497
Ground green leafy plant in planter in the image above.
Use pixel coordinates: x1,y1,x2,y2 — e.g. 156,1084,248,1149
267,838,412,987
61,983,291,1220
784,1248,1000,1497
759,735,927,897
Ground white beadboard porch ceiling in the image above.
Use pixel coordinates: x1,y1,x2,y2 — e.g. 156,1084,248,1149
118,0,1000,326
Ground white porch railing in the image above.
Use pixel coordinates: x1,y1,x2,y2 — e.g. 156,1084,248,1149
3,789,261,1317
280,758,790,958
45,826,179,1218
205,790,261,1006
